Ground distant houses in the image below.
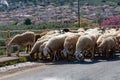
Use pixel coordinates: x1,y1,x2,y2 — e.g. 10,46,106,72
0,4,120,26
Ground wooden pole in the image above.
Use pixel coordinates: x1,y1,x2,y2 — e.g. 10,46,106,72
78,0,80,27
6,30,11,56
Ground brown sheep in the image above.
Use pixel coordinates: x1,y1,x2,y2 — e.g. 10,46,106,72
35,29,49,41
7,31,35,56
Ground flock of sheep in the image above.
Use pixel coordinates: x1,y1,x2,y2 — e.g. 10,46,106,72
7,27,120,62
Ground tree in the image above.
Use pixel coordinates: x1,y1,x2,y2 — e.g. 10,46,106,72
101,0,106,3
24,18,32,25
117,2,120,6
101,15,120,26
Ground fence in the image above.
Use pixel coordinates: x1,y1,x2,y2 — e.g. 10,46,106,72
0,30,43,56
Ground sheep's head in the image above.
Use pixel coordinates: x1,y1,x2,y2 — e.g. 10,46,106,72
43,47,50,57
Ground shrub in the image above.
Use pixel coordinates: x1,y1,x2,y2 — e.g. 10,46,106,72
73,21,98,28
0,49,6,55
19,57,27,62
0,63,6,67
117,2,120,6
24,18,32,25
101,15,120,27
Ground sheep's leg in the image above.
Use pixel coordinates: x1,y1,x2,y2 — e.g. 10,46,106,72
80,51,85,62
30,52,35,59
53,51,57,62
41,52,47,60
90,48,95,61
26,45,31,54
63,48,68,58
36,53,40,60
74,51,81,61
110,48,115,58
106,50,109,58
102,51,105,58
16,45,20,57
56,51,60,61
7,45,11,56
104,47,109,58
40,52,44,60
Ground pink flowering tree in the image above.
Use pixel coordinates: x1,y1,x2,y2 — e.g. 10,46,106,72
101,15,120,27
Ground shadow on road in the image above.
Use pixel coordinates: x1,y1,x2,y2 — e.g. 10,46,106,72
44,55,120,65
30,54,120,65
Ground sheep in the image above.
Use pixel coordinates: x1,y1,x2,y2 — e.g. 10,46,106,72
43,34,66,61
35,29,49,41
29,39,47,59
77,28,85,32
7,31,35,56
29,31,61,59
37,30,61,41
96,34,113,47
63,33,81,60
116,33,120,52
97,36,117,58
39,41,48,59
43,33,73,61
74,35,96,61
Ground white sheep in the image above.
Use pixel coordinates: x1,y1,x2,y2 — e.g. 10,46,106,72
98,36,117,58
74,35,96,61
29,31,61,59
63,33,81,60
43,33,73,61
29,39,47,59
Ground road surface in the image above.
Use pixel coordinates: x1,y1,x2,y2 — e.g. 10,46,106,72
0,57,120,80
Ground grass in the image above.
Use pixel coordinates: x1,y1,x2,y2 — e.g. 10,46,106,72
0,57,28,67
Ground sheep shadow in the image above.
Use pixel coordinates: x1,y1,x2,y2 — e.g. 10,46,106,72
41,59,101,65
29,53,120,65
43,55,120,65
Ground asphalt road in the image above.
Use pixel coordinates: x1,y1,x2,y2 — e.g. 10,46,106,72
1,56,120,80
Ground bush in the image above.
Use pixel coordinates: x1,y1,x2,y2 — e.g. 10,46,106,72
117,2,120,6
73,22,99,28
24,18,32,25
101,15,120,27
0,61,18,67
0,63,6,67
0,50,6,55
19,57,27,62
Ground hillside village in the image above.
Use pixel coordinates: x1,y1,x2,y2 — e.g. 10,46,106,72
0,1,120,26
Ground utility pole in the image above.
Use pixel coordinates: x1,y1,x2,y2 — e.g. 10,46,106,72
78,0,80,27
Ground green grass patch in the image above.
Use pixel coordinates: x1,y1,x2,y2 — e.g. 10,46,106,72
18,57,28,63
0,57,28,67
